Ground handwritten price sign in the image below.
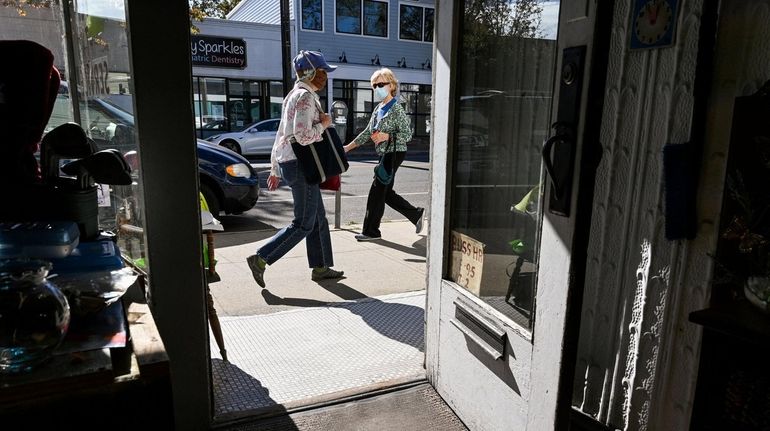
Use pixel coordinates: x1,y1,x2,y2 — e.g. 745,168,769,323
450,231,485,296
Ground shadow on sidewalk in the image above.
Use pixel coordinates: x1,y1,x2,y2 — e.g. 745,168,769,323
339,228,427,259
261,281,424,352
212,358,297,427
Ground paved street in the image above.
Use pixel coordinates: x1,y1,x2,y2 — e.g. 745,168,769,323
216,155,430,238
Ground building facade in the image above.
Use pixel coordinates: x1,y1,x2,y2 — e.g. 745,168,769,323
228,0,434,146
190,18,286,138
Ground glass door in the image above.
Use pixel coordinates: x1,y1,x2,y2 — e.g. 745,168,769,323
426,1,606,429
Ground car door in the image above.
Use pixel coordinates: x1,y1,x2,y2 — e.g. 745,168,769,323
425,1,609,429
242,120,278,156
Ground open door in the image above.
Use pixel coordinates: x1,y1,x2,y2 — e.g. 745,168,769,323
426,1,609,429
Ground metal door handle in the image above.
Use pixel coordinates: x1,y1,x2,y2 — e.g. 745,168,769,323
542,121,575,216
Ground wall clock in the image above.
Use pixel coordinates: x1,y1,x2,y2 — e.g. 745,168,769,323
630,0,679,50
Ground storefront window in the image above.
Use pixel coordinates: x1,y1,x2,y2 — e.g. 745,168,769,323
399,83,431,140
447,1,559,327
0,1,153,271
270,81,283,118
197,77,226,138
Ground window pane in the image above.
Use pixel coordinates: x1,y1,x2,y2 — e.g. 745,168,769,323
249,98,262,123
249,81,261,96
336,0,361,34
364,0,387,37
65,2,151,270
424,8,434,42
198,78,227,138
399,5,423,41
447,1,560,328
302,0,323,30
270,81,283,118
228,79,245,96
417,92,431,114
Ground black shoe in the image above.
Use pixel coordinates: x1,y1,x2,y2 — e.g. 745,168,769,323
415,208,425,233
246,254,266,288
355,233,381,242
311,267,345,281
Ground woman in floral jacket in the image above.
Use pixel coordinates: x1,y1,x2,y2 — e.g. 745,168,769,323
246,51,345,287
344,68,425,241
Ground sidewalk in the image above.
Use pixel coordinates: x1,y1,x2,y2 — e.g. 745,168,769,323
209,219,427,316
207,219,429,419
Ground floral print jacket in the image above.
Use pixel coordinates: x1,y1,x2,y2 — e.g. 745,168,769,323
352,101,413,155
270,81,325,177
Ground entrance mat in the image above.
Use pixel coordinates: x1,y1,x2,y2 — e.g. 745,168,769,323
212,291,426,419
223,383,468,431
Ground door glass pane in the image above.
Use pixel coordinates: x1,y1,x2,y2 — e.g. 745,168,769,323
447,0,560,328
227,98,248,130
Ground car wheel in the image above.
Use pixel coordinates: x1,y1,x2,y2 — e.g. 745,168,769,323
220,140,241,154
200,183,221,217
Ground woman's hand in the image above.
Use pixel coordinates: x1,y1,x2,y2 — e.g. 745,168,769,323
372,131,389,145
320,113,332,128
267,175,280,191
344,143,356,153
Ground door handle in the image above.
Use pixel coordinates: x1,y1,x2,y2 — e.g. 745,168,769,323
543,46,587,217
541,121,574,199
452,298,507,361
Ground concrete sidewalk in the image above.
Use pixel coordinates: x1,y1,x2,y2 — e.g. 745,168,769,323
209,219,427,317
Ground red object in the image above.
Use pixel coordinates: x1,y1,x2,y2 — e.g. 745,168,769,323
319,174,341,191
0,40,61,184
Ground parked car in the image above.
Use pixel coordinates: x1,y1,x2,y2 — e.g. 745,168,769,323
86,96,259,216
206,118,280,156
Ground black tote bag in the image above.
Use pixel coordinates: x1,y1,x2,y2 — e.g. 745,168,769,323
291,126,349,184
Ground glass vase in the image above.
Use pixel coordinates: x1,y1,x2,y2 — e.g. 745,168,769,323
744,276,770,314
0,259,71,374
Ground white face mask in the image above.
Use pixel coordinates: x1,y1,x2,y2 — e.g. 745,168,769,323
374,85,390,102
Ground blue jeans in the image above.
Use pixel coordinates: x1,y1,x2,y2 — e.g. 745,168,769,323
257,160,334,268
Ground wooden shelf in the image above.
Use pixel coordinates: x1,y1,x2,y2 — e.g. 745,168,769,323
689,300,770,347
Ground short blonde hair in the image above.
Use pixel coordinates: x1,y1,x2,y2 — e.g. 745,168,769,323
371,68,398,97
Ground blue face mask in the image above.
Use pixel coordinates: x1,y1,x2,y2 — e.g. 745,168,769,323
374,85,390,102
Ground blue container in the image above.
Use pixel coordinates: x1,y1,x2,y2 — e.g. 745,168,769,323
50,235,123,274
0,221,80,259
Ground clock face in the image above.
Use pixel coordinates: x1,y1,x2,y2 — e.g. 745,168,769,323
635,0,673,45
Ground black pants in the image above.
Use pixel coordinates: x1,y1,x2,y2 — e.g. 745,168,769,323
362,151,422,237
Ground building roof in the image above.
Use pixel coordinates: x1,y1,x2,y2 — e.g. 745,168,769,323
227,0,294,25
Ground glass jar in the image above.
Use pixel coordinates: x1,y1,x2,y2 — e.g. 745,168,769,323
0,260,71,374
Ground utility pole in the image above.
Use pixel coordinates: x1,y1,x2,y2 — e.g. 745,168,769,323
279,0,292,95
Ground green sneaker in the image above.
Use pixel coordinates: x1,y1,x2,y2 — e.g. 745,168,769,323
247,254,266,288
311,267,345,281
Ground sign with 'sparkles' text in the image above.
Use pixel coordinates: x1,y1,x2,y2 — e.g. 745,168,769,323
191,35,247,69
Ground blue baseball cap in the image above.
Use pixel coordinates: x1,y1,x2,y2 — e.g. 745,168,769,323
293,50,337,78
